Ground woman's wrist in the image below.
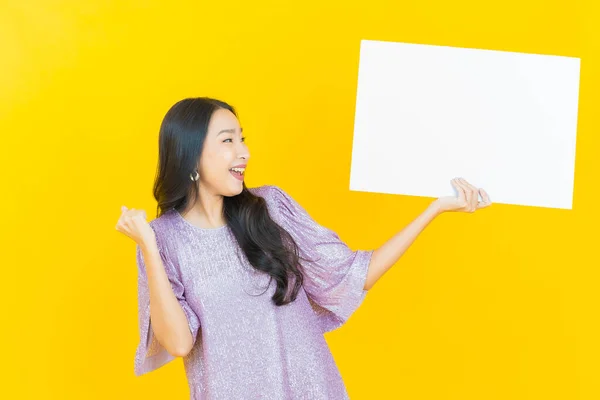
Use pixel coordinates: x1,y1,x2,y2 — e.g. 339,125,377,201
429,199,449,216
139,235,158,255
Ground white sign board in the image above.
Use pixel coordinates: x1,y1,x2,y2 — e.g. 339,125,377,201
349,40,581,209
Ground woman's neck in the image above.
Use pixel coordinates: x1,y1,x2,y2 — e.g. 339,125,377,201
183,189,226,228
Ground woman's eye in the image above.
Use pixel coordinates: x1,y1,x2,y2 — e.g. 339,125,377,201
223,137,246,143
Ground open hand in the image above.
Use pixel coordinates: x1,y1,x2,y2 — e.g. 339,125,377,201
433,177,492,213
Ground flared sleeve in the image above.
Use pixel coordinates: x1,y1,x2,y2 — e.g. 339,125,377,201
266,185,373,333
134,229,201,376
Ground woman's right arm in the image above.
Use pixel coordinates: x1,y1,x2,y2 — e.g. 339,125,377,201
139,240,195,357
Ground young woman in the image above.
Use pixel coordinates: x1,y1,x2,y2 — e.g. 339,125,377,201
115,97,491,399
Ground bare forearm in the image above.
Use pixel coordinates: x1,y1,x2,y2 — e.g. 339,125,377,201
364,201,442,290
140,243,194,357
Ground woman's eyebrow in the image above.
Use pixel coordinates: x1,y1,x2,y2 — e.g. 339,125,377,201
217,127,243,136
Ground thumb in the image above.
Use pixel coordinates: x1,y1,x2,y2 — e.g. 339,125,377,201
121,205,127,213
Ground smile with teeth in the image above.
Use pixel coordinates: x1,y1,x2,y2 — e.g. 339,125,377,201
229,167,245,177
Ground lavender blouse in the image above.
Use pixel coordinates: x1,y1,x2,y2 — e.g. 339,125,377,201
134,185,373,399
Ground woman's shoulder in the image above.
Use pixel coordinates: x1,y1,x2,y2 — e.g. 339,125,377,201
248,184,290,201
144,209,181,248
248,184,307,224
248,184,293,210
147,209,178,231
248,184,277,196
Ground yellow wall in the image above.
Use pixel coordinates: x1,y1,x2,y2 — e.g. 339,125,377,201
1,0,599,398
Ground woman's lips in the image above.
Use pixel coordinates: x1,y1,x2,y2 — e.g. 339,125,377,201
229,170,244,181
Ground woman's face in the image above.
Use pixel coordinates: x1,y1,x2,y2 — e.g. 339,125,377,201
197,108,250,196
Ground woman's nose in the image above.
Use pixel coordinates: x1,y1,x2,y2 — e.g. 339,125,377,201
238,144,250,160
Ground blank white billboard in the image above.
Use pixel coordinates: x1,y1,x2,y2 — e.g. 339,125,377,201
349,40,581,209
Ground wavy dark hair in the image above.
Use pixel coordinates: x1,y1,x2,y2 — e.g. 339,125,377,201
152,97,305,306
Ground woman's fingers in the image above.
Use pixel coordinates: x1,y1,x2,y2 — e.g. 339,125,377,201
116,206,152,246
117,205,134,230
455,179,492,210
458,179,473,210
477,188,492,209
451,178,467,207
459,178,479,211
443,178,491,213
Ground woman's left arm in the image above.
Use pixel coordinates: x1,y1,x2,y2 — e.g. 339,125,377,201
365,201,442,290
365,177,492,290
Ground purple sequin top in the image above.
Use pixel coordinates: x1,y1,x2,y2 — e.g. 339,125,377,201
134,184,373,399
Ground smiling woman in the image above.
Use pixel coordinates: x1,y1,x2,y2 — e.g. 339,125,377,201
125,97,376,399
116,96,493,399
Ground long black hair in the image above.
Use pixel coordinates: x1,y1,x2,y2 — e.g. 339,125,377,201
152,97,305,306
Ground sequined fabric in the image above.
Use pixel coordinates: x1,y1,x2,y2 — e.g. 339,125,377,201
134,185,373,399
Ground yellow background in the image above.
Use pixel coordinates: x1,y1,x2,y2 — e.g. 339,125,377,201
1,0,598,398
